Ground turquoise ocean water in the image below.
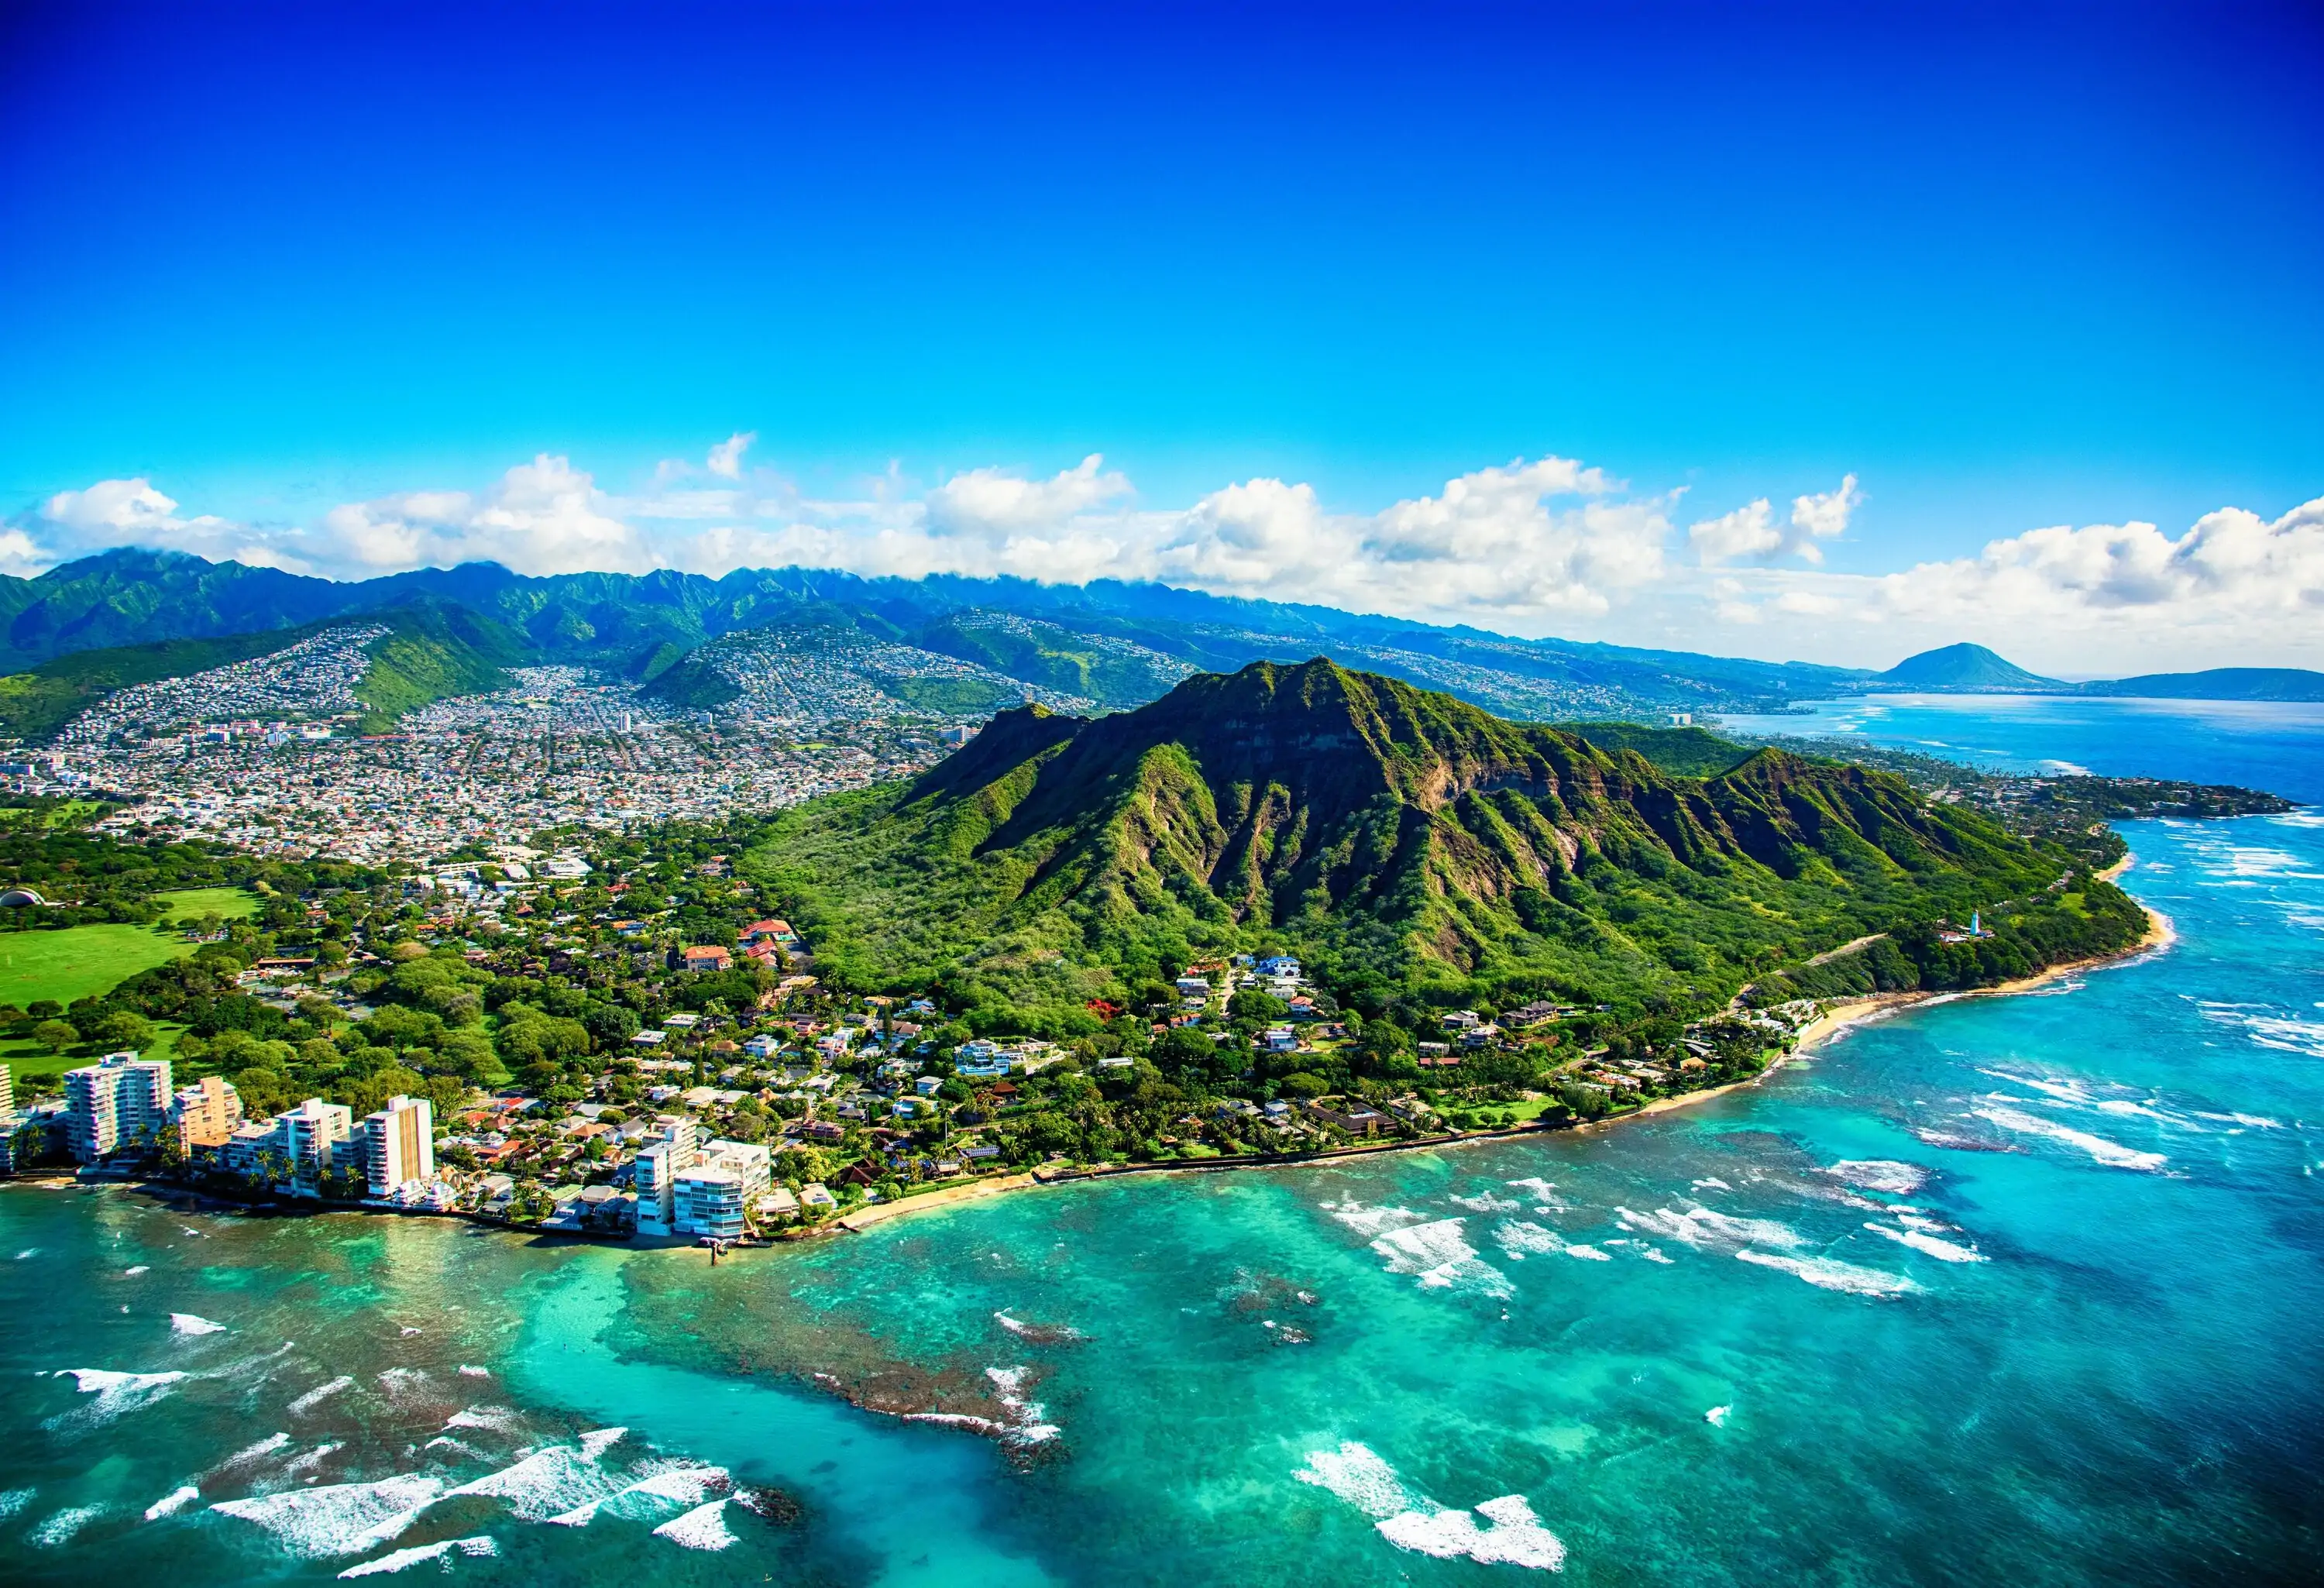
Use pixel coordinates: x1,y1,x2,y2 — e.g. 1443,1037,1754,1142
4,707,2321,1585
1716,693,2324,803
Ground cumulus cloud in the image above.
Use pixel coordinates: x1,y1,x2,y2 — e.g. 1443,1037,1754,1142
319,454,654,576
706,431,756,480
36,476,312,572
13,442,2321,669
1690,474,1860,565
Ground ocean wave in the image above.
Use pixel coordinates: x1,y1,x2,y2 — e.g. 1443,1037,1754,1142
1690,1177,1732,1192
373,1368,431,1401
1734,1249,1923,1296
1450,1191,1521,1213
170,1313,227,1336
0,1488,33,1521
125,1265,150,1277
446,1444,615,1521
551,1463,729,1527
337,1537,497,1578
211,1475,444,1558
290,1377,356,1415
47,1367,190,1428
1322,1197,1428,1238
652,1498,737,1551
1370,1219,1514,1298
995,1311,1085,1343
1821,1160,1927,1195
1972,1105,2168,1171
1616,1205,1804,1251
1295,1442,1564,1571
2192,1110,2284,1130
144,1485,201,1521
211,1432,292,1473
30,1504,106,1547
1504,1177,1565,1210
442,1406,518,1433
985,1364,1061,1444
1862,1222,1987,1263
457,1365,492,1378
579,1427,627,1461
1490,1221,1563,1260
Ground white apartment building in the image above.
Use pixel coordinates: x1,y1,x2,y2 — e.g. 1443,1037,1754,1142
631,1114,702,1236
223,1098,352,1191
64,1052,174,1162
360,1093,435,1198
672,1139,772,1241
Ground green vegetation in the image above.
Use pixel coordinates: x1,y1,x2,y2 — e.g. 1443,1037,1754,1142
0,923,201,1016
0,626,332,744
748,660,2147,1035
911,612,1188,706
1556,720,1759,777
352,603,527,732
876,673,1020,715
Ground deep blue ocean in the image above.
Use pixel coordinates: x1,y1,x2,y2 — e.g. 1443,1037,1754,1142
2,700,2319,1585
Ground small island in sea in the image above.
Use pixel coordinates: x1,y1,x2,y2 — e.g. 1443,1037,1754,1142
3,658,2284,1253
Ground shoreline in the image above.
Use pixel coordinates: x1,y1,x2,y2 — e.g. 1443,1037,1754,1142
14,910,2174,1243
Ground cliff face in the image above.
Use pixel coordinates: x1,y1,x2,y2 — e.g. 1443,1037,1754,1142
753,658,2074,1013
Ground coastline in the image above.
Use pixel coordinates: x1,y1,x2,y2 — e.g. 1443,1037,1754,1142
15,910,2175,1244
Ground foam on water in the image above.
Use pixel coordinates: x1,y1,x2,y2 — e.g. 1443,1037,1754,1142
210,1475,445,1557
213,1432,292,1472
1370,1218,1514,1298
1705,1405,1731,1426
144,1484,201,1520
1972,1105,2168,1171
1491,1220,1564,1259
1322,1197,1428,1237
1296,1442,1564,1571
1822,1160,1928,1195
652,1497,737,1551
1863,1222,1988,1263
171,1312,227,1335
31,1504,106,1547
1734,1249,1923,1297
125,1264,150,1276
578,1427,627,1460
1450,1191,1521,1213
442,1406,518,1432
336,1537,498,1577
1617,1205,1805,1250
0,1487,35,1520
445,1444,614,1521
457,1365,492,1378
290,1376,356,1414
48,1366,191,1427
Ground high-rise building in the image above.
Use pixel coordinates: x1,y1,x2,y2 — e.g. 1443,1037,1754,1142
673,1139,771,1240
63,1052,173,1162
360,1094,435,1198
170,1075,242,1153
0,1062,15,1124
222,1098,352,1191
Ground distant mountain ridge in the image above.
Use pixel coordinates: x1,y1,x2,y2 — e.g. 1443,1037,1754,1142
0,552,2316,746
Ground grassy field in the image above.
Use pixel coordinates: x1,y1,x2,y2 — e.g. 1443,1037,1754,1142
0,886,260,1087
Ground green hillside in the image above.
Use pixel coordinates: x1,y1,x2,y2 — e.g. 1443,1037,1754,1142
911,612,1188,707
1557,720,1758,777
0,625,332,744
349,604,526,731
748,659,2145,1031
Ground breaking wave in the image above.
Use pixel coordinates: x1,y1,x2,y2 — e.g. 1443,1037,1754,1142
170,1313,227,1336
1296,1441,1564,1571
211,1475,445,1558
290,1376,356,1415
1370,1219,1514,1298
338,1537,498,1577
47,1367,190,1428
653,1498,737,1551
1862,1222,1987,1263
1322,1197,1428,1238
1617,1205,1804,1250
1972,1105,2168,1171
1734,1249,1923,1296
1822,1160,1927,1195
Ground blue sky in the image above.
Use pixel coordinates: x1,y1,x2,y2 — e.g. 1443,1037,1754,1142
2,2,2320,670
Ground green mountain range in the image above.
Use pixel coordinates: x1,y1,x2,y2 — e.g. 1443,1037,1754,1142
748,659,2146,1032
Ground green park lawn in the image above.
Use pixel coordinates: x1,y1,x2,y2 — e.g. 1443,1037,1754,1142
0,887,260,1085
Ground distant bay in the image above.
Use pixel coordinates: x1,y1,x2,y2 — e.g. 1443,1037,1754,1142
1717,692,2324,803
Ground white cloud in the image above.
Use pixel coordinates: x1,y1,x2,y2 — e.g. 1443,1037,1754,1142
37,476,315,572
1788,473,1862,559
1689,499,1779,563
923,453,1131,537
319,454,653,577
13,442,2320,672
706,431,756,480
1690,474,1860,565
